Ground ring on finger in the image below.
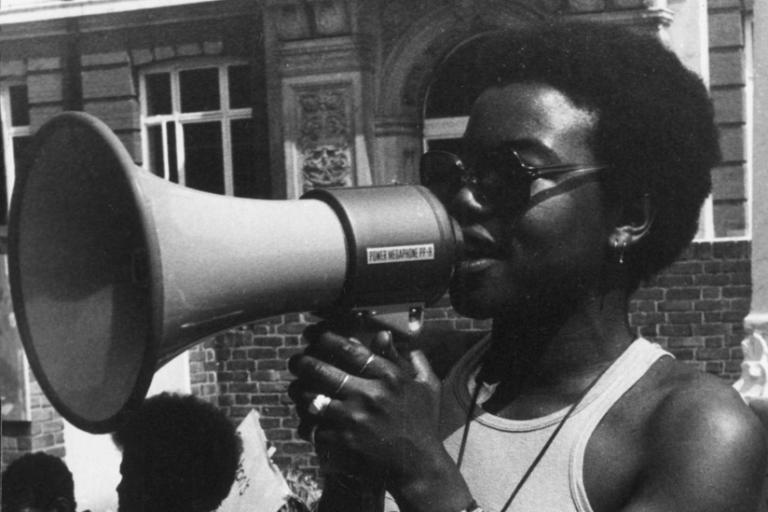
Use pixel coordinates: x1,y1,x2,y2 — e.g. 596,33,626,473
358,354,376,376
308,393,332,415
334,374,350,395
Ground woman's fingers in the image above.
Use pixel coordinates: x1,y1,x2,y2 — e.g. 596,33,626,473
301,326,396,379
289,354,357,397
409,349,440,391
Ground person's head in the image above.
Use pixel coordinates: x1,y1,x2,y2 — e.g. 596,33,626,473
1,452,76,512
431,21,719,318
112,393,240,512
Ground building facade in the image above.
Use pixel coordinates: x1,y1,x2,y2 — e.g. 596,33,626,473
0,0,760,509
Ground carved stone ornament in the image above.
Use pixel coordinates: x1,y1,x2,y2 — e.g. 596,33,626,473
733,326,768,399
297,89,353,192
270,0,351,41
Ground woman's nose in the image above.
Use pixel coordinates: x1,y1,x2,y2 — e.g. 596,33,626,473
450,185,493,223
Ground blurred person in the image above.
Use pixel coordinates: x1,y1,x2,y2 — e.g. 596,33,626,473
1,451,77,512
112,392,240,512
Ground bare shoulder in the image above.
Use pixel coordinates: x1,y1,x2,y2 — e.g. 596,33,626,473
587,357,767,512
639,359,767,511
649,359,763,445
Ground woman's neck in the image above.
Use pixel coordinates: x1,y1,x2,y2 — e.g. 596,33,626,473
480,288,634,411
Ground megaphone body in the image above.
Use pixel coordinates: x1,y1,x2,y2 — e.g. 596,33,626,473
8,112,462,433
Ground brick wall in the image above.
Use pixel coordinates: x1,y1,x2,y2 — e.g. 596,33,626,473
632,241,750,379
212,240,752,477
1,374,65,474
188,342,220,404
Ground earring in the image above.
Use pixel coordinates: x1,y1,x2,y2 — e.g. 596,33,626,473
613,239,627,265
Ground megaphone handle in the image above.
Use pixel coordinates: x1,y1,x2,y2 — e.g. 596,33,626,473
313,305,424,512
322,304,425,346
318,473,385,512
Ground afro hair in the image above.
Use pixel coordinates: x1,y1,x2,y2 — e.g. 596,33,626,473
470,21,720,283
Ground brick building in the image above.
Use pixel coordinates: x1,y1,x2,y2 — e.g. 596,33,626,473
0,0,763,510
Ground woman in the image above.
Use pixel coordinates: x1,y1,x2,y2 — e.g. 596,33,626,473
289,21,766,512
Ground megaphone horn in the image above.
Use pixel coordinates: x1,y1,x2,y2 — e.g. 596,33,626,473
8,112,462,433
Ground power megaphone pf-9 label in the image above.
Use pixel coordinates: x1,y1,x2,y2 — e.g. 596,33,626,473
366,244,435,265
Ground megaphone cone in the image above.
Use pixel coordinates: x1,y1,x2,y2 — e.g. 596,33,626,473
8,112,461,433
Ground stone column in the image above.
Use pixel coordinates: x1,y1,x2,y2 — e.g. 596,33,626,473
733,1,768,398
372,116,422,186
263,0,375,198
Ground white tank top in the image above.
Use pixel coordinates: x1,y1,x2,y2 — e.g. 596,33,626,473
434,337,672,512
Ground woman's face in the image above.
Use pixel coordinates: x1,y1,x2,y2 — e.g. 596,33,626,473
449,82,614,319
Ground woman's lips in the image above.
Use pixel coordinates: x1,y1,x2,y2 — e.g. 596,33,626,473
461,257,496,273
460,225,501,272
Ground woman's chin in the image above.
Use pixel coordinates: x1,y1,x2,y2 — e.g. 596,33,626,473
448,279,495,320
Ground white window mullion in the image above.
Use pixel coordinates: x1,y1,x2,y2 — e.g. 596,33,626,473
161,121,170,181
744,13,754,239
1,89,17,197
175,119,186,187
171,71,186,186
222,120,234,195
139,77,149,171
220,66,234,195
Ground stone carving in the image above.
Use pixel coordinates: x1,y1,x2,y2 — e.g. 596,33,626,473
297,89,353,191
271,0,351,41
734,330,768,399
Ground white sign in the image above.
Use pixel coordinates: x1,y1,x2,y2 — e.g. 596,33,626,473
366,244,435,264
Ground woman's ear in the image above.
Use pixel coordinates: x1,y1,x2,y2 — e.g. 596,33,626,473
609,193,655,249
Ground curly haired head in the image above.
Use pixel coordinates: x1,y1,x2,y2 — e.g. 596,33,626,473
113,393,241,512
470,21,719,284
1,452,76,512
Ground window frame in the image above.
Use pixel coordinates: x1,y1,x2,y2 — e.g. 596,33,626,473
139,58,253,196
697,10,754,242
0,81,32,229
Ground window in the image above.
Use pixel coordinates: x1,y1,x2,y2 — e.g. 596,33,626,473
423,116,466,154
140,61,260,197
0,83,32,226
697,9,754,241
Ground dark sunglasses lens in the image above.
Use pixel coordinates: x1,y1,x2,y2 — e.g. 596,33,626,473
420,152,463,205
473,152,531,210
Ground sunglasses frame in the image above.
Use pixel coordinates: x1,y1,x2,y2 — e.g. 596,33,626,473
420,149,609,211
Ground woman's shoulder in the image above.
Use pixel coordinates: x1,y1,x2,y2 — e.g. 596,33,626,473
642,357,764,456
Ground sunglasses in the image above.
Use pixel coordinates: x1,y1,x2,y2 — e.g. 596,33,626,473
420,148,609,214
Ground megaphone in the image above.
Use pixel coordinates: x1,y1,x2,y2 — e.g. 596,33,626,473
8,112,462,433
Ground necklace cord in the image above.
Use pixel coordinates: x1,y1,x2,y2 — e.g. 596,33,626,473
457,364,610,512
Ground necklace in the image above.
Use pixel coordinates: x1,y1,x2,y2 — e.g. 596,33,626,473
455,364,610,512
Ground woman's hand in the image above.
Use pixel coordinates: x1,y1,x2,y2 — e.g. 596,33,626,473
289,322,441,478
288,322,473,511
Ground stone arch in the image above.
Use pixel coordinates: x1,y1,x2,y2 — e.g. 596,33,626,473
372,0,560,184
